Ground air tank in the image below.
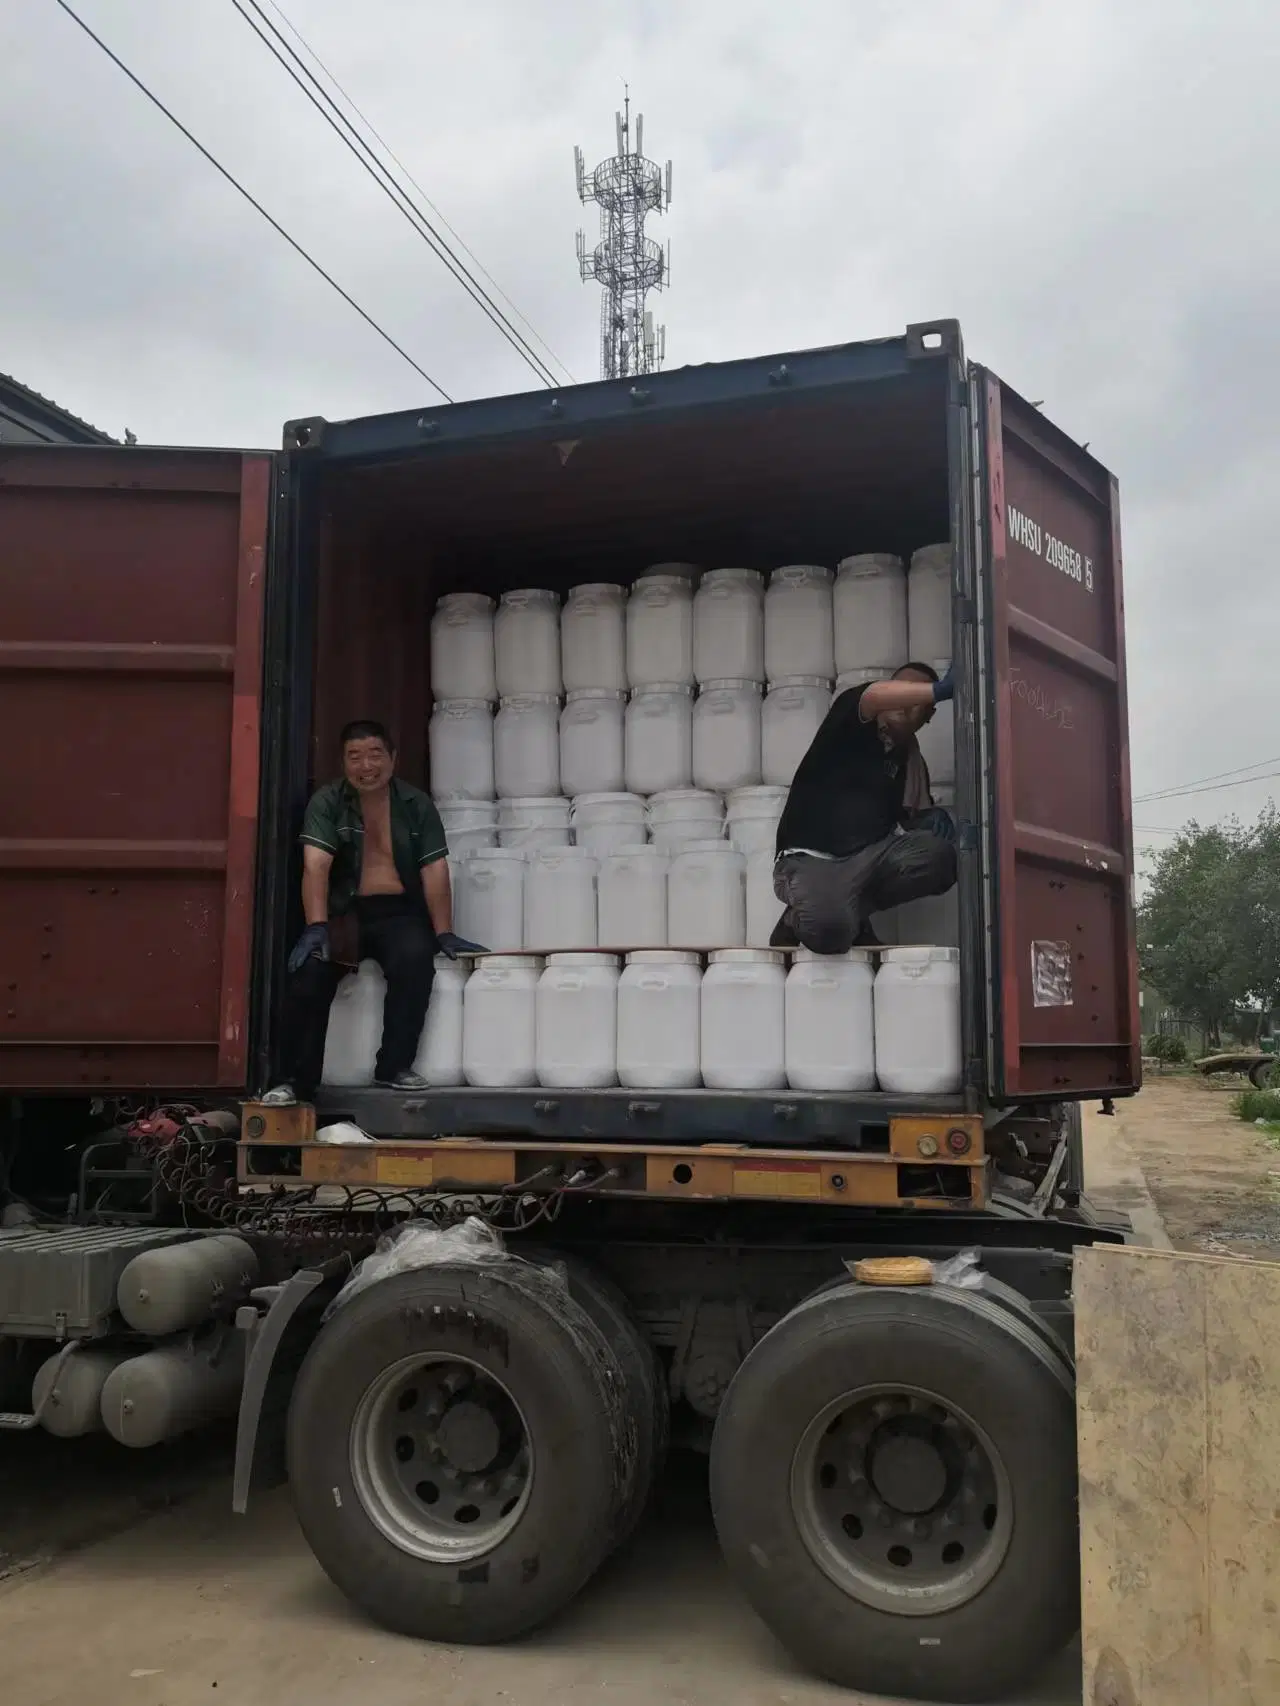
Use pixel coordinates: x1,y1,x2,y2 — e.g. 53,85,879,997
100,1333,247,1449
116,1235,259,1337
33,1347,135,1438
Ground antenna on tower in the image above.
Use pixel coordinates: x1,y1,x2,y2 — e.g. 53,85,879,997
575,93,671,381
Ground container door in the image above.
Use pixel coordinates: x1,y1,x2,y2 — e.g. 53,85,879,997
0,448,273,1090
973,372,1140,1100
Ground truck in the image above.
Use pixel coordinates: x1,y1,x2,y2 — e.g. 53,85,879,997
0,319,1139,1703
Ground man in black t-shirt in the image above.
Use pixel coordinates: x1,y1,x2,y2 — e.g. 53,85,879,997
772,662,957,954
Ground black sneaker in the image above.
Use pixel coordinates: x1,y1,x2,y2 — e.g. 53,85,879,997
374,1070,431,1092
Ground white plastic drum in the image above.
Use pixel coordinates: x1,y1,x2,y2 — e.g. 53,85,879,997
908,543,952,664
570,791,647,856
617,950,702,1089
462,954,541,1087
437,799,498,857
561,582,627,693
598,844,667,949
560,689,625,796
836,665,891,698
626,572,694,688
497,795,571,851
761,676,831,787
625,683,693,795
726,785,788,856
524,846,598,951
646,788,723,851
693,568,764,686
692,678,762,793
746,848,784,947
834,553,908,674
700,949,786,1090
412,956,467,1086
494,589,561,697
668,840,745,949
428,698,494,801
874,946,962,1093
321,962,384,1087
915,657,954,787
765,564,834,682
535,952,619,1088
494,694,560,799
454,848,524,950
785,949,876,1091
430,592,496,703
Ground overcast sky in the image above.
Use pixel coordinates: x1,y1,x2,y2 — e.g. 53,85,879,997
4,0,1277,849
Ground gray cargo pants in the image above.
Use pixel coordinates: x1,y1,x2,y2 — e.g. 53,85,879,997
773,817,956,955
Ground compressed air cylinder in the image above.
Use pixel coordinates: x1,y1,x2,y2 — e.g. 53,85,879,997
116,1235,259,1337
100,1334,247,1449
33,1348,135,1438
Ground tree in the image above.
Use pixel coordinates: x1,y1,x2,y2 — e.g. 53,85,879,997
1226,806,1280,1039
1138,822,1242,1047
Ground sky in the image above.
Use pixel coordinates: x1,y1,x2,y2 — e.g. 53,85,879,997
3,0,1278,852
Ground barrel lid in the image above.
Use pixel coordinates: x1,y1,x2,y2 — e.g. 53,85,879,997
436,796,499,813
795,947,874,964
435,590,494,609
638,562,699,581
565,687,626,701
605,843,662,858
545,951,620,967
699,566,763,586
677,838,738,854
498,692,560,706
769,562,832,583
433,955,469,972
625,949,701,965
881,945,960,964
708,948,784,965
566,580,626,596
476,953,542,967
631,681,694,695
532,844,595,860
766,675,831,691
910,543,951,569
465,846,526,860
647,788,723,808
836,669,892,690
498,795,571,810
499,587,558,604
432,696,494,709
726,785,789,807
571,791,645,808
836,553,904,575
699,677,762,692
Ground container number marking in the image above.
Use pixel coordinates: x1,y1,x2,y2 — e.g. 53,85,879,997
1007,504,1093,592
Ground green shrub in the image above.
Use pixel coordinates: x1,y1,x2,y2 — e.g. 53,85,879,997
1146,1032,1189,1064
1233,1088,1280,1124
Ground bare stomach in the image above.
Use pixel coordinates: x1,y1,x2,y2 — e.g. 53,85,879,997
358,850,405,896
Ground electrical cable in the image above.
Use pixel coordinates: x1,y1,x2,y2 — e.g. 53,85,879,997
1134,754,1280,804
1134,771,1280,806
231,0,562,389
51,0,452,401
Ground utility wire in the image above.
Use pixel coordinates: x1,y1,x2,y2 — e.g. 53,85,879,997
1134,754,1280,804
51,0,451,401
259,0,577,386
231,0,561,389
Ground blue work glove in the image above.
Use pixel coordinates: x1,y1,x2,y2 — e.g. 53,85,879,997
288,922,330,974
436,931,487,959
932,665,955,704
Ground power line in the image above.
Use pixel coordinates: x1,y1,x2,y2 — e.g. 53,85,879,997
1134,753,1280,804
231,0,562,389
51,0,451,401
258,0,576,386
1135,771,1280,807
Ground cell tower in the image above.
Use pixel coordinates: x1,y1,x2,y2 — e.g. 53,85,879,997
575,91,672,381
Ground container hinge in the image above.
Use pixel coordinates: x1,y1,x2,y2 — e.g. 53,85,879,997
905,320,964,364
954,593,976,627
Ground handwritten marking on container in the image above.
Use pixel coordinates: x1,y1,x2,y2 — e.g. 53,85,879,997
1010,670,1074,731
1031,940,1074,1008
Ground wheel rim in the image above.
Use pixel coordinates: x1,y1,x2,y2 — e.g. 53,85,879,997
350,1353,533,1562
790,1382,1014,1615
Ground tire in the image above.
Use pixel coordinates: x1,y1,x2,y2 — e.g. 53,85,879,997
710,1283,1079,1703
525,1250,668,1545
1249,1059,1277,1089
287,1258,631,1644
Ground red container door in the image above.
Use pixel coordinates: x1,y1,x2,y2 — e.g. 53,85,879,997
0,448,272,1090
975,373,1141,1100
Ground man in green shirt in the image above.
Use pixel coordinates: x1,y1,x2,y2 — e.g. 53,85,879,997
263,720,483,1105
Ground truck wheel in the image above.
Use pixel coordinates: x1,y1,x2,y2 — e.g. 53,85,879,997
526,1250,668,1545
710,1283,1078,1703
287,1259,630,1644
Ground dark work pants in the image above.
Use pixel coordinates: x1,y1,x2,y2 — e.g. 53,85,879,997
773,814,957,956
278,897,435,1097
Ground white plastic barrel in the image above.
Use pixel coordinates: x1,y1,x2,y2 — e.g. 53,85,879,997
836,665,891,697
437,798,498,856
916,657,955,787
497,795,571,851
668,839,746,949
617,950,702,1089
428,698,494,801
494,588,561,697
560,689,625,796
785,949,876,1091
626,572,694,687
700,949,786,1090
874,946,962,1093
598,844,668,949
524,846,598,951
570,791,647,856
430,592,496,703
908,543,952,664
834,553,908,673
535,952,619,1088
412,956,468,1086
321,962,384,1087
693,568,764,686
693,678,762,792
625,683,693,795
562,582,627,692
462,955,541,1087
454,848,525,950
761,676,832,786
647,788,724,852
494,695,560,799
725,785,788,856
746,849,784,947
765,564,834,682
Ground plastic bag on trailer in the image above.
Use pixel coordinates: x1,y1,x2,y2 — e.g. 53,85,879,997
324,1216,507,1319
315,1121,376,1145
932,1247,985,1289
